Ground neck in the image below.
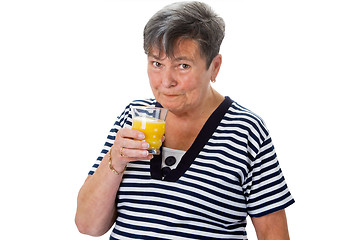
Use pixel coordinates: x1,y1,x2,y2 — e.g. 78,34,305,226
163,88,224,151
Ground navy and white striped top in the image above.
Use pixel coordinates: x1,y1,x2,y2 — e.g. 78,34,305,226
89,96,294,240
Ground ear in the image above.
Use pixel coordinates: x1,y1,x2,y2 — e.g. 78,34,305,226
210,54,222,80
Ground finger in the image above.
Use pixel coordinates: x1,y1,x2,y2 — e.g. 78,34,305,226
118,128,145,140
120,147,151,159
109,147,153,172
111,141,149,159
119,137,149,150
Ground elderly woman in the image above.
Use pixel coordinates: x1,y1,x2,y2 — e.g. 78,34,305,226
75,1,294,239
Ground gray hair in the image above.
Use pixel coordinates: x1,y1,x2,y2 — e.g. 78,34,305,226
143,1,225,68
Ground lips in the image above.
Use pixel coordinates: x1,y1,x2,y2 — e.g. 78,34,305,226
162,93,180,97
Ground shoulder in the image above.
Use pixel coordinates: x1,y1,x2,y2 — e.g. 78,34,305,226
127,98,157,108
228,99,265,126
224,98,270,144
119,98,157,116
115,98,156,126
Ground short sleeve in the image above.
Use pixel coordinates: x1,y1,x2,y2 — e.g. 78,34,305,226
243,135,295,217
88,104,132,175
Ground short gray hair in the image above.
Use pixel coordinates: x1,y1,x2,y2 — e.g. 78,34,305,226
143,1,225,68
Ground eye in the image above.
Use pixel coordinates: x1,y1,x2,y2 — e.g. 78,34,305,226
152,61,162,68
179,63,190,70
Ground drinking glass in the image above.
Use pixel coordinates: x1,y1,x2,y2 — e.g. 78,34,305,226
131,106,168,155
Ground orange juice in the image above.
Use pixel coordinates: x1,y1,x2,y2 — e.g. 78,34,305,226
132,117,166,150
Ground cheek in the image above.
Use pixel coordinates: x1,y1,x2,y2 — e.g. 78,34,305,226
147,71,159,88
182,75,206,93
179,74,197,88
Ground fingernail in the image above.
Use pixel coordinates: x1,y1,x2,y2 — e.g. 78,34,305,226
142,142,149,149
138,133,145,139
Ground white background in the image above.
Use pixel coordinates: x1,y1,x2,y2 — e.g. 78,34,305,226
1,0,359,239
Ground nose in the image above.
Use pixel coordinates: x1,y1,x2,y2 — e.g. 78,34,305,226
162,68,177,88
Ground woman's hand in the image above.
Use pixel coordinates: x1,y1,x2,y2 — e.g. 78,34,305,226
110,128,153,172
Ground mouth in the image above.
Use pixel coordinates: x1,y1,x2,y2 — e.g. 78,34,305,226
162,93,180,97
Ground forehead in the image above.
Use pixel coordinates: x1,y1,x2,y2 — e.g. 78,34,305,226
148,38,203,62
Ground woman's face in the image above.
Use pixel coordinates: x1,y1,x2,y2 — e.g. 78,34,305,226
147,39,221,116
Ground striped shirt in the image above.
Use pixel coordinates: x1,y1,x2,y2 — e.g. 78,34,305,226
89,96,294,239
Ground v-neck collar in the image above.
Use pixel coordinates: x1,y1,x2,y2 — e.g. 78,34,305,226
150,96,233,182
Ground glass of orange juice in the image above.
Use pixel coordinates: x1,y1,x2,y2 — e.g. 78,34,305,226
131,106,168,155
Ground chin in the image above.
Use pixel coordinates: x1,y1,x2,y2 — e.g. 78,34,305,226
159,101,182,114
157,94,181,106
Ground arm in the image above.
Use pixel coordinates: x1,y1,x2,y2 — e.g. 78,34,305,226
75,128,151,236
251,209,290,240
